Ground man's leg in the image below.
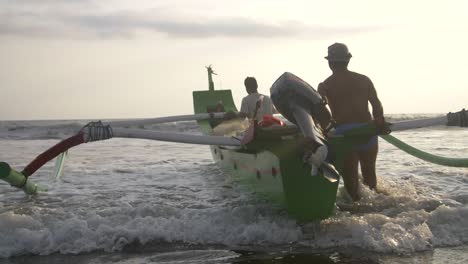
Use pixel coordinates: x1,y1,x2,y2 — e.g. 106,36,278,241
359,141,378,190
343,151,360,201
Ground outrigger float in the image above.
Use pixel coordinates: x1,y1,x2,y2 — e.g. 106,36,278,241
1,66,467,222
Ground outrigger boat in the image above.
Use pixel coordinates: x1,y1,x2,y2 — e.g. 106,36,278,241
1,66,467,222
193,66,468,221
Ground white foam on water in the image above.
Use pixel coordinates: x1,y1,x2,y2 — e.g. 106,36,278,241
2,174,466,257
428,205,468,246
301,175,468,254
0,204,301,258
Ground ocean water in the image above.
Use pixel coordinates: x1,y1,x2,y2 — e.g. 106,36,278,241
0,117,467,263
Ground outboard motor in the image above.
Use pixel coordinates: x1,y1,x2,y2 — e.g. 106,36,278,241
270,72,334,175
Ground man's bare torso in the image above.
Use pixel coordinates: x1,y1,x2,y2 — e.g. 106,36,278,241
318,70,383,125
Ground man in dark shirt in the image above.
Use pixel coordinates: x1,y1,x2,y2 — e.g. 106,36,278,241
318,43,388,201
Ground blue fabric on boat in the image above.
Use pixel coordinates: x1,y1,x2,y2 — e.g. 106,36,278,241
335,123,377,151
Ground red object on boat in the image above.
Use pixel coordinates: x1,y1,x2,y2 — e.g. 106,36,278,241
259,115,285,127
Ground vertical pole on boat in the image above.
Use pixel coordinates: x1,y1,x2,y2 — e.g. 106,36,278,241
206,65,216,91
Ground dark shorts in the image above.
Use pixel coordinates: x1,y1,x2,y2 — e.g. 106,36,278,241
335,123,377,152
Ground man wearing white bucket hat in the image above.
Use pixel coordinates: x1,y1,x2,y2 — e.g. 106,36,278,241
318,43,389,201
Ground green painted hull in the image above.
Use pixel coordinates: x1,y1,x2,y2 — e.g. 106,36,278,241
193,89,339,222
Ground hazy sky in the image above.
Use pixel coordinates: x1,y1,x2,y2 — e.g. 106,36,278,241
0,0,467,120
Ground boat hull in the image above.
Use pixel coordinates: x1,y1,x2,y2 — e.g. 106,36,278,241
193,90,339,222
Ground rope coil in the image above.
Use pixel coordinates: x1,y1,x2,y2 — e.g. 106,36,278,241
81,121,114,143
14,175,28,188
447,108,468,127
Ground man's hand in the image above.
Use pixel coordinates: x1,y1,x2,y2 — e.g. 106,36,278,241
374,116,391,135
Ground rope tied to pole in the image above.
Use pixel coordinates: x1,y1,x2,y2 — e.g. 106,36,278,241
81,121,114,143
21,121,113,178
447,108,468,127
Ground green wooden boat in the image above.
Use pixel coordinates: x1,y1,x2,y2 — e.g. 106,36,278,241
192,66,379,222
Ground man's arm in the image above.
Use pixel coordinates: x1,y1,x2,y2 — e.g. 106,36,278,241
239,97,250,118
317,82,329,105
221,97,248,120
367,78,390,134
265,96,277,114
317,82,325,97
367,79,384,120
237,112,248,118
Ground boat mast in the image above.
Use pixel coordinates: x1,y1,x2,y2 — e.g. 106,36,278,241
206,65,216,91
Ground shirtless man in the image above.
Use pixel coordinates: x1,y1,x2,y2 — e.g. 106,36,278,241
317,43,389,201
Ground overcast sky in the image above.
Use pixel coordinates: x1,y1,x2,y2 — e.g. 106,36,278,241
0,0,467,120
